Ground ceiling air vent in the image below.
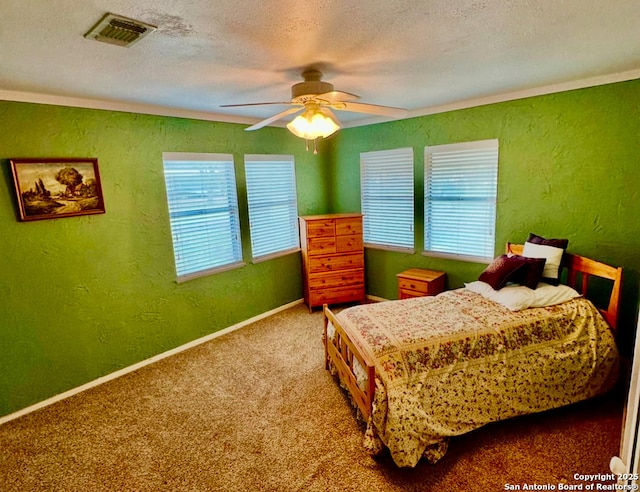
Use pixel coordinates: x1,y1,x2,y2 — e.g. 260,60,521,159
84,13,157,47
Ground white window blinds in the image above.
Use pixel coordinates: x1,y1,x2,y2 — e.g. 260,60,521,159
162,153,243,281
244,155,300,261
424,139,499,262
360,147,414,251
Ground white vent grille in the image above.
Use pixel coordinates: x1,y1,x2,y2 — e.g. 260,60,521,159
84,13,157,47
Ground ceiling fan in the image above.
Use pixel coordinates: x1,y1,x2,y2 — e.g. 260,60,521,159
220,69,408,144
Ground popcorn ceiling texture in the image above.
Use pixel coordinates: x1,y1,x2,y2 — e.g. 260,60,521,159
1,1,639,123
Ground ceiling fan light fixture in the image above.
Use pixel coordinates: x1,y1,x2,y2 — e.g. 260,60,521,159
286,106,340,140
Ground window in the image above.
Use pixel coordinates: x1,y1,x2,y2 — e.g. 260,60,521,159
424,139,499,262
162,153,243,281
360,147,414,251
244,155,300,261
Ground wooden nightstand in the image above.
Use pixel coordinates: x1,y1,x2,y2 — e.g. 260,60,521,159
396,268,446,299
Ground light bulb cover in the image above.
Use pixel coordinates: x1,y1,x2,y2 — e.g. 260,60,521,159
287,107,339,139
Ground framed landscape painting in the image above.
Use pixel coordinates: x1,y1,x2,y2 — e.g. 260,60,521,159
10,158,106,221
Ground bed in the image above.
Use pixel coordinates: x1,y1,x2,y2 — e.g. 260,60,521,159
323,243,623,467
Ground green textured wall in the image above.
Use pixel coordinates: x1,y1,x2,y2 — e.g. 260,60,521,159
329,80,640,337
2,79,639,418
0,101,330,417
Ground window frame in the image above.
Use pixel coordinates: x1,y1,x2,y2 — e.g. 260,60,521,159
423,139,499,263
162,152,244,282
244,154,300,263
360,147,415,253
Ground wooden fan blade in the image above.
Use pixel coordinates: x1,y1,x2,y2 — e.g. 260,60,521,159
220,102,293,108
245,107,303,131
334,101,408,118
323,107,342,127
315,90,360,103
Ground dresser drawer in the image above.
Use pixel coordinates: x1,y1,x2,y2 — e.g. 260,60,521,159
309,286,364,307
336,235,363,253
305,219,335,238
308,269,364,290
308,253,364,273
335,217,362,236
307,237,336,255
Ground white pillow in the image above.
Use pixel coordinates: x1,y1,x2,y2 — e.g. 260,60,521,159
522,241,564,284
465,280,581,311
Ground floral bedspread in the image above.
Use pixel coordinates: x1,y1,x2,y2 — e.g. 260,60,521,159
335,288,620,468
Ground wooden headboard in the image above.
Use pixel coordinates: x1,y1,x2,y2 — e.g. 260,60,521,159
506,243,623,333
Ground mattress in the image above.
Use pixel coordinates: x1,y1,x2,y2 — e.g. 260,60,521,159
329,288,620,467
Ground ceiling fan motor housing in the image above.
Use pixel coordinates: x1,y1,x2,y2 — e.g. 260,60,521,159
291,69,334,102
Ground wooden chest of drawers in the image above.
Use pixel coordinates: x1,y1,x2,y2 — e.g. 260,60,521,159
396,268,446,299
299,213,365,311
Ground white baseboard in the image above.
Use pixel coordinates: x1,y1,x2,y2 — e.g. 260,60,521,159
0,298,304,426
366,294,388,303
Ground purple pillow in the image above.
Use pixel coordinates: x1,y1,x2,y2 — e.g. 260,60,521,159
526,232,569,251
479,255,528,290
508,255,547,289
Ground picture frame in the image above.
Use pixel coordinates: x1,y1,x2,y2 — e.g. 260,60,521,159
9,158,106,221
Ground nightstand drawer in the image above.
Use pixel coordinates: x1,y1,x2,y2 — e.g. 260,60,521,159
399,289,426,300
396,268,446,299
398,278,430,294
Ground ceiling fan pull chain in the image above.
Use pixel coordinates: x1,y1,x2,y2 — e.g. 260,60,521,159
303,138,319,154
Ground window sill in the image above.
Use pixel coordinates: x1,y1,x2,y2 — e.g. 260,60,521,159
422,250,491,264
251,247,301,264
175,261,246,283
364,243,415,254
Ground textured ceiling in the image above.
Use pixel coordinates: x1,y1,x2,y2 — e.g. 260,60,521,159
1,0,640,128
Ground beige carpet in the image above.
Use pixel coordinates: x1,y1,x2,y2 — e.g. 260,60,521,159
0,303,625,491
